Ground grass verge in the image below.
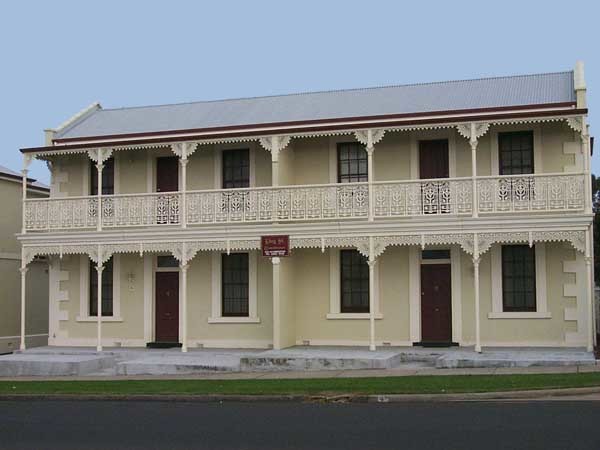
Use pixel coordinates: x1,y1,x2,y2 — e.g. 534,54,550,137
1,372,600,396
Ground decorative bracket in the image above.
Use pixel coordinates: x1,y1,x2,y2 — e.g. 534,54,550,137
354,129,385,153
456,122,490,146
566,116,584,133
171,242,200,267
171,141,199,161
87,148,113,166
88,245,113,265
23,153,35,171
259,135,291,162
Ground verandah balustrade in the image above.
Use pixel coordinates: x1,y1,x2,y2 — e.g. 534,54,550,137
22,173,586,231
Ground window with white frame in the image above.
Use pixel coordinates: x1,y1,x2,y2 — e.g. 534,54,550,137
489,243,549,319
89,257,114,316
210,251,259,323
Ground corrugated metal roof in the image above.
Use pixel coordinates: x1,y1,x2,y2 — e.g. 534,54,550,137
56,71,575,139
0,164,49,190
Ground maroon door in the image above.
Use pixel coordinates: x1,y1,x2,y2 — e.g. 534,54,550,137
155,272,179,342
419,140,449,179
420,264,452,343
156,157,179,192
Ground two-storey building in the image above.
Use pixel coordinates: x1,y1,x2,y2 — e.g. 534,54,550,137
16,63,595,354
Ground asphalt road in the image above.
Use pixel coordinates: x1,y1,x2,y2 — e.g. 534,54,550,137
1,400,599,450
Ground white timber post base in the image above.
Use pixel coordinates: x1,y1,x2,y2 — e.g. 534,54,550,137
19,264,28,351
473,233,481,353
181,263,189,352
585,227,594,352
272,256,282,350
96,260,104,352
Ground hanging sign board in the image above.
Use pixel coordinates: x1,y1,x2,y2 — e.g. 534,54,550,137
261,235,290,257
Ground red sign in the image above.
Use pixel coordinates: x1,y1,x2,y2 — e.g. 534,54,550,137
261,235,290,257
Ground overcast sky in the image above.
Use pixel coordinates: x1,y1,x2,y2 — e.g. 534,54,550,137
1,0,597,183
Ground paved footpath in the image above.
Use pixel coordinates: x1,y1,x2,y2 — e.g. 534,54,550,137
1,363,599,382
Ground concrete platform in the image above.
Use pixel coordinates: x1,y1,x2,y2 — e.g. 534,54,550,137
435,348,597,369
0,346,596,377
0,353,115,377
241,347,404,371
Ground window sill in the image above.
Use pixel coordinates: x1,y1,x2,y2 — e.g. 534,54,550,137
208,317,261,324
487,312,551,319
76,316,124,322
326,313,383,320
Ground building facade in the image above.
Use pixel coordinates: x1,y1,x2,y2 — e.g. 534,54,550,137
0,165,49,353
17,64,595,353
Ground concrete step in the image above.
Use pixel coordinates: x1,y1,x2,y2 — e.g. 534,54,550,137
0,354,116,376
241,353,404,371
115,355,241,375
435,351,596,369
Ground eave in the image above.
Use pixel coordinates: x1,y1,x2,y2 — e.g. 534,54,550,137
21,102,585,155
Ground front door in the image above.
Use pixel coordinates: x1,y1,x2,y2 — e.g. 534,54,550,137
155,272,179,342
156,156,179,192
420,264,452,343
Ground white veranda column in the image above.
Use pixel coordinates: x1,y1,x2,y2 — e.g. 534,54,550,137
181,263,189,352
470,124,478,218
19,261,28,351
585,227,594,352
96,161,104,231
21,163,29,234
582,125,592,214
368,237,377,351
272,256,282,349
473,234,481,353
180,157,188,228
96,260,104,352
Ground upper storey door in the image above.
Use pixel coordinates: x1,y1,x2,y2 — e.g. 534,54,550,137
419,139,449,179
156,156,179,192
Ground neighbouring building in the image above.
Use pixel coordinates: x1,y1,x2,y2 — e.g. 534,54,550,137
16,62,595,353
0,165,49,353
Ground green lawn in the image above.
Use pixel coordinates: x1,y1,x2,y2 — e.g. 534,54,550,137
1,372,600,397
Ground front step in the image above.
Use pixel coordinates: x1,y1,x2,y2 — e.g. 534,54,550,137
146,342,182,349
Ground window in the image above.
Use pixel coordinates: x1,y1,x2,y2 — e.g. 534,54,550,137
337,142,368,183
90,257,113,316
340,250,370,313
222,149,250,188
222,253,249,316
90,157,115,195
499,131,534,175
422,249,451,260
157,255,179,268
501,245,536,312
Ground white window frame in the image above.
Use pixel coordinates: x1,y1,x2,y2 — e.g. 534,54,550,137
214,143,256,189
209,251,260,323
77,254,122,322
489,243,551,319
490,125,542,175
327,248,382,320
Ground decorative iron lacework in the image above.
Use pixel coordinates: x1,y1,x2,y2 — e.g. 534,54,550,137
21,229,587,266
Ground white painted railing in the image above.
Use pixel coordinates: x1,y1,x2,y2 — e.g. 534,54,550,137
22,173,586,231
373,178,473,217
477,173,585,213
101,192,181,227
24,196,98,230
186,183,368,224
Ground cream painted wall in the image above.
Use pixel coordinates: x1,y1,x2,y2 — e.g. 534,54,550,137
293,247,411,345
460,243,582,345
